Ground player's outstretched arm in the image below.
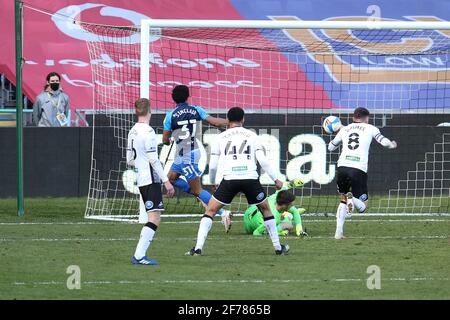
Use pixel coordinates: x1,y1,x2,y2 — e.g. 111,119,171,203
373,127,397,149
291,207,307,237
205,115,229,128
267,178,304,201
255,147,283,189
328,129,342,151
193,105,228,128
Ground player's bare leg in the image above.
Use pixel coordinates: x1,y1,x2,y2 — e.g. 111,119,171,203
167,171,181,185
257,200,289,255
187,176,202,196
186,198,223,256
132,210,162,265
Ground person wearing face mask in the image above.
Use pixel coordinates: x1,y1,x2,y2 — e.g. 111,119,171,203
32,72,70,127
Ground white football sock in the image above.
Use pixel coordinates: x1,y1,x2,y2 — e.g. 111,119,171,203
264,217,282,251
335,202,347,238
134,223,156,260
352,197,366,213
195,216,213,251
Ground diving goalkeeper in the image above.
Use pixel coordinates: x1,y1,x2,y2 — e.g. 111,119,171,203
244,179,308,237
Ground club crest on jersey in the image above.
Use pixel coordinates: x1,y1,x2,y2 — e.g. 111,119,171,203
256,192,265,201
145,201,154,209
359,194,368,202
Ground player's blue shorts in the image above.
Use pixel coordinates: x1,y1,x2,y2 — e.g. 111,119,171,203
170,162,203,181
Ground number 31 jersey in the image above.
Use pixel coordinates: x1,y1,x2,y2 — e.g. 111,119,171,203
331,122,382,173
211,127,263,180
163,102,209,164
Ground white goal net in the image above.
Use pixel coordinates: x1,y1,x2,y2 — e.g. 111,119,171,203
82,19,450,221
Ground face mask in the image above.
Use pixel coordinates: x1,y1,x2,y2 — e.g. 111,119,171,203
50,82,60,91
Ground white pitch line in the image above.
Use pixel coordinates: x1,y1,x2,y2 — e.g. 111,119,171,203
0,235,447,242
339,219,450,222
12,277,450,286
1,218,449,226
0,222,119,225
88,213,450,218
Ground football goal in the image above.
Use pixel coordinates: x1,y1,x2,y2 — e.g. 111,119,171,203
83,18,450,221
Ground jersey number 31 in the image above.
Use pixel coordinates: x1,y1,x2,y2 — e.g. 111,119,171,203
178,120,197,140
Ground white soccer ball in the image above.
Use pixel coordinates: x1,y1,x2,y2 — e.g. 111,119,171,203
322,116,342,134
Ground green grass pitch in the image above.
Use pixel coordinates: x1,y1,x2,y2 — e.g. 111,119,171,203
0,197,449,299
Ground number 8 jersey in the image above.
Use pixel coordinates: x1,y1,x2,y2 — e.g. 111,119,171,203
330,122,386,173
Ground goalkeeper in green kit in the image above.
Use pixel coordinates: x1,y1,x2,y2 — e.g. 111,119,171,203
244,179,308,237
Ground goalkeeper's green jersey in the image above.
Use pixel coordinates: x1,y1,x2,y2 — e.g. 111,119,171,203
243,186,304,236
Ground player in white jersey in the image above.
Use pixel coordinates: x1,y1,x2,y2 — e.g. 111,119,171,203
328,107,397,239
186,107,290,256
126,98,175,265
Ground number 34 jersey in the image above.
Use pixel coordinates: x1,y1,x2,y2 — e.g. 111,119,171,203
211,127,263,180
331,122,383,173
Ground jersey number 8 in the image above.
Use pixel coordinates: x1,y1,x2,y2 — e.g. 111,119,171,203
348,132,360,150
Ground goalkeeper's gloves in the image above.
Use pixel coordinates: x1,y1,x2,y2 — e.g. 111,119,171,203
287,178,305,189
281,211,293,221
295,224,309,237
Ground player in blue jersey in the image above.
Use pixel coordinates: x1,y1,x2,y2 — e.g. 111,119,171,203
162,85,232,231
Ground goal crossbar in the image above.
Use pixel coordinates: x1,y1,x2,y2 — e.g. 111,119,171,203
141,19,450,30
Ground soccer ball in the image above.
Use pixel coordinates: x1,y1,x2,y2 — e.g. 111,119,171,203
322,116,342,134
